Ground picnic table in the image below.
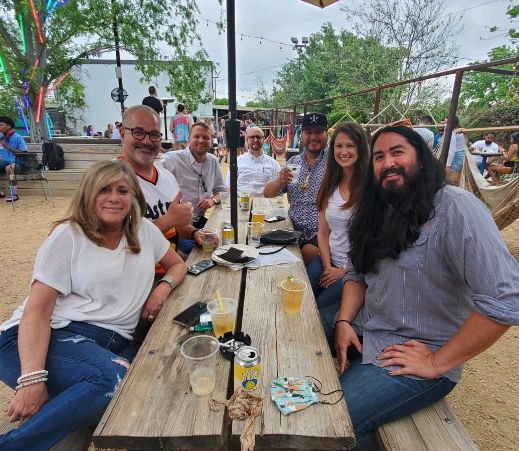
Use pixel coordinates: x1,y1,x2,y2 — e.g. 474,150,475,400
93,197,355,450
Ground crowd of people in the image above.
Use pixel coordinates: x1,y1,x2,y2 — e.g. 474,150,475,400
0,103,518,450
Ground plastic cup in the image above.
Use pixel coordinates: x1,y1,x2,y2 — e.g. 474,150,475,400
219,191,231,222
247,221,264,248
273,258,297,288
207,298,237,338
286,163,302,184
180,335,220,395
201,227,218,252
281,278,307,314
251,209,266,225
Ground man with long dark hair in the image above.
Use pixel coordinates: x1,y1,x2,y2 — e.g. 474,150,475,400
332,125,519,448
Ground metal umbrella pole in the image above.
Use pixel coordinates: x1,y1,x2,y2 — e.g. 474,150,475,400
225,0,240,240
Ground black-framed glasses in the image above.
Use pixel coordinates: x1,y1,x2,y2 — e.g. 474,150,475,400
247,135,263,141
123,127,162,142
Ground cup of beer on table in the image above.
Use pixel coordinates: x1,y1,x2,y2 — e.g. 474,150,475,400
200,227,218,252
207,298,237,338
280,278,307,314
251,209,266,225
180,335,220,395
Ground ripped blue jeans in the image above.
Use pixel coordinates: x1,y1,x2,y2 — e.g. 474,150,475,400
0,322,137,451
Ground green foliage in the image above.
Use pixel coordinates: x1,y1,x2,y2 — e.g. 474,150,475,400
213,97,229,105
0,0,210,140
0,84,18,118
270,23,400,123
245,100,270,108
491,3,519,41
460,46,519,109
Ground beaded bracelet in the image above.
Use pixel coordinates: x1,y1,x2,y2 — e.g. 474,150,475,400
15,377,48,392
334,319,353,327
17,370,48,385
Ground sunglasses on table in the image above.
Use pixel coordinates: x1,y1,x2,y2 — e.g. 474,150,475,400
123,127,163,142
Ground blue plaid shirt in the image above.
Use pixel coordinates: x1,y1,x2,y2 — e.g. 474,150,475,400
281,149,328,241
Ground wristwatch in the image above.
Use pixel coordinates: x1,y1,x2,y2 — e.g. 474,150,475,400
159,274,177,291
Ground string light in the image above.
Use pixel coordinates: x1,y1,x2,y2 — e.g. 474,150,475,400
36,86,44,123
16,97,30,134
18,14,26,54
0,55,9,84
46,72,69,94
29,0,44,44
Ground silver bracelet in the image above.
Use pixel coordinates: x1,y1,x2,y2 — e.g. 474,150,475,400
15,377,48,391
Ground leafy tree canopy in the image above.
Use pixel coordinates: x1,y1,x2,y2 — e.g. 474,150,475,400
0,0,214,141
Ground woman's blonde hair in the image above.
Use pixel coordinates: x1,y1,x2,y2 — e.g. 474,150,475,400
54,160,146,253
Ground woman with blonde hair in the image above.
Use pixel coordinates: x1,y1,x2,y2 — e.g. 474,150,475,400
0,160,186,450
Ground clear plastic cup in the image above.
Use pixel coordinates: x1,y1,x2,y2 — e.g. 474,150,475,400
273,258,297,288
247,221,264,248
200,227,218,252
180,335,220,395
207,298,237,338
251,209,266,225
281,278,307,314
219,191,231,222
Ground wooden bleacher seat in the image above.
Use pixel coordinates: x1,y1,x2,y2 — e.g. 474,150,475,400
376,399,479,450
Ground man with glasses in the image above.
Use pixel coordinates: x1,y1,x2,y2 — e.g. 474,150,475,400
264,112,329,265
160,121,226,252
119,105,201,256
225,126,280,196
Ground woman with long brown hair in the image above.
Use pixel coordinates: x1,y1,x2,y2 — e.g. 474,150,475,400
307,122,369,345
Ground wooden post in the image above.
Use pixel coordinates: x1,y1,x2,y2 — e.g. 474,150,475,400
303,103,308,115
373,88,381,119
439,71,463,166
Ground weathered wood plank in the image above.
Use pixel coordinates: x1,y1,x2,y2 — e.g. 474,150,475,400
231,197,355,450
376,399,479,451
93,206,248,450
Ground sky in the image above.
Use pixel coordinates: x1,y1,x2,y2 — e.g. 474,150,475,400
189,0,517,105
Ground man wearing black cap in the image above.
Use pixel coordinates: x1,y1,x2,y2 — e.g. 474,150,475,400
0,116,28,201
264,112,328,264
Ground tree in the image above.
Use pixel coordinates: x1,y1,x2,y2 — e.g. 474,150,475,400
460,46,519,109
341,0,461,109
214,97,229,105
0,0,214,142
269,23,401,123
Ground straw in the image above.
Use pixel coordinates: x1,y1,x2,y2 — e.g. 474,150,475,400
216,289,225,312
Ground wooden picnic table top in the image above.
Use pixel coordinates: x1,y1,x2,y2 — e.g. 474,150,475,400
93,197,355,450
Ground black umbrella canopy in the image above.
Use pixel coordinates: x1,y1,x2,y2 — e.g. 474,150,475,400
225,0,338,240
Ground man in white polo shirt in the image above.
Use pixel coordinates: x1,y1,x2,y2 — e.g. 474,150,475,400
225,126,280,196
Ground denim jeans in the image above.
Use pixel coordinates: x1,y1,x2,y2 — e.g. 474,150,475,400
341,358,456,450
307,255,343,349
0,322,137,451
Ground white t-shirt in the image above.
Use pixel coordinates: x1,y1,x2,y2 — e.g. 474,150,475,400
324,187,353,268
471,140,499,164
414,127,434,149
446,131,466,167
0,220,170,339
224,151,281,197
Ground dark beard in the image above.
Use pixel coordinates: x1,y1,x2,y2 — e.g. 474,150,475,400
485,140,492,145
376,167,415,206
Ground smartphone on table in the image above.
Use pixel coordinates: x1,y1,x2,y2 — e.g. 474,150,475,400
173,301,208,327
265,215,285,223
187,259,216,275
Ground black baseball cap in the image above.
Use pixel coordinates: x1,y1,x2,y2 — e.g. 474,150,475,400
302,112,328,130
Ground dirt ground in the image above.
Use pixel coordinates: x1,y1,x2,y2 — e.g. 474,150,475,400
0,195,518,450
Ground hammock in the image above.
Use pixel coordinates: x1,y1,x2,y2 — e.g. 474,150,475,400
460,146,519,230
266,130,288,155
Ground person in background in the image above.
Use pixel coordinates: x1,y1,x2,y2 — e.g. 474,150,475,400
264,112,329,265
0,160,187,450
225,126,280,197
487,132,519,182
103,123,113,138
86,125,94,137
169,104,193,150
238,119,246,156
469,132,501,175
413,115,434,151
141,86,164,115
445,115,466,186
217,118,227,163
307,122,369,348
332,124,519,448
111,122,122,140
0,115,29,202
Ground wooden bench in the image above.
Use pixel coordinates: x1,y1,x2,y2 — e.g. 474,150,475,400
0,140,122,197
376,399,479,450
0,420,93,450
